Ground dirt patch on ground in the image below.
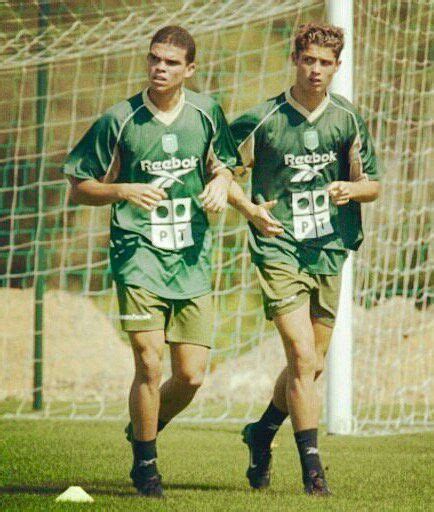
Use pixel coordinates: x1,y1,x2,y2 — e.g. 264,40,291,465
353,297,434,408
0,288,133,402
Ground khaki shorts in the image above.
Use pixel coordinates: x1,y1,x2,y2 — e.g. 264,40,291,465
116,284,214,347
255,261,342,327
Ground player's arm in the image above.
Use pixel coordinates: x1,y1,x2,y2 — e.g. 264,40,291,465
227,111,283,237
63,112,167,211
228,181,284,237
328,110,381,206
199,103,239,213
199,167,233,214
327,180,380,205
70,177,167,211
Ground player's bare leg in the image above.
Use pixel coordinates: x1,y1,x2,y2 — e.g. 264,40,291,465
128,330,165,497
243,302,316,491
158,343,208,425
125,343,208,435
312,320,333,380
273,305,331,495
271,320,333,419
129,330,165,440
242,303,315,490
244,302,330,494
274,302,318,431
271,367,289,413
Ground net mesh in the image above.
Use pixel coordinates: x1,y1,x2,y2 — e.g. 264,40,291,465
0,0,432,433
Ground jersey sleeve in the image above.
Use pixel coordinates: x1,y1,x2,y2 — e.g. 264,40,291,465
207,104,240,174
62,112,120,181
230,111,260,177
348,112,381,182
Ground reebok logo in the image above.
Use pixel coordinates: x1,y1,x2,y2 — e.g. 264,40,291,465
117,313,152,321
138,458,157,467
141,156,198,188
306,447,319,455
268,295,298,309
284,151,337,167
267,423,280,431
284,151,337,183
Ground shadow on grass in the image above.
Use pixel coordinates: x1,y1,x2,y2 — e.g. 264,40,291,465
164,482,240,491
0,480,241,497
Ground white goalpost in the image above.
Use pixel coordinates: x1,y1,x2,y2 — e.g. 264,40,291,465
0,0,432,434
326,0,354,435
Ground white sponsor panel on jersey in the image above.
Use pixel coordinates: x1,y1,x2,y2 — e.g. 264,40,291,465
151,198,194,250
292,190,333,240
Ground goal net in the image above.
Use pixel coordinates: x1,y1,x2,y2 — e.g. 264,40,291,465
0,0,432,434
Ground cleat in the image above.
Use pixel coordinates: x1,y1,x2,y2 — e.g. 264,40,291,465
304,469,331,497
130,464,164,498
136,474,164,498
242,423,272,490
125,421,133,443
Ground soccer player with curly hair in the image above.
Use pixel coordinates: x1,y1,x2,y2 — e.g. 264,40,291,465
229,22,381,496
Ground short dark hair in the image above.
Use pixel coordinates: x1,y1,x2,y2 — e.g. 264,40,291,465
294,22,344,60
150,26,196,64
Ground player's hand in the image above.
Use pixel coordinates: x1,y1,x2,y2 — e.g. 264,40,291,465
327,181,353,205
199,172,232,213
120,183,167,211
248,200,284,238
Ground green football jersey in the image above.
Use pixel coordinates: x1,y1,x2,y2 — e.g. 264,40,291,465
63,88,238,299
231,90,381,275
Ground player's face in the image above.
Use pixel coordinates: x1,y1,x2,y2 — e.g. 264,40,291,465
292,44,340,96
147,43,196,94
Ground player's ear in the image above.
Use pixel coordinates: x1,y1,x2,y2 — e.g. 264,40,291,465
291,51,298,65
185,62,196,78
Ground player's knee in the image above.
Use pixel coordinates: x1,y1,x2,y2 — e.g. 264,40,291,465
136,350,163,386
175,368,205,390
291,344,316,378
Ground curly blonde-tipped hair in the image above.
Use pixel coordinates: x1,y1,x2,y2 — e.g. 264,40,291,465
293,22,344,60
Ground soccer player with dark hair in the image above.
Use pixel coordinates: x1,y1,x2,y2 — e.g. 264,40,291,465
62,25,238,498
228,22,381,496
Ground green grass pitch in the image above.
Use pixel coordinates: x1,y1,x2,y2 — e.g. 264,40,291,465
0,420,432,511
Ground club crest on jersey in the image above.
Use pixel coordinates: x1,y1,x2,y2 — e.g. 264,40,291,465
162,133,178,153
304,130,319,151
140,155,198,189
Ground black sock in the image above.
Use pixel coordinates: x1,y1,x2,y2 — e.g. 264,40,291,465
133,439,158,477
252,401,288,447
294,428,323,479
157,419,168,432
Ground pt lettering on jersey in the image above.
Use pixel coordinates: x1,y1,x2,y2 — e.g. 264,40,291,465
140,156,198,189
284,151,337,183
292,190,334,240
151,198,194,250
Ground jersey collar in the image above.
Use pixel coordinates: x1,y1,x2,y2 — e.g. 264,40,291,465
285,88,330,123
142,88,185,126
